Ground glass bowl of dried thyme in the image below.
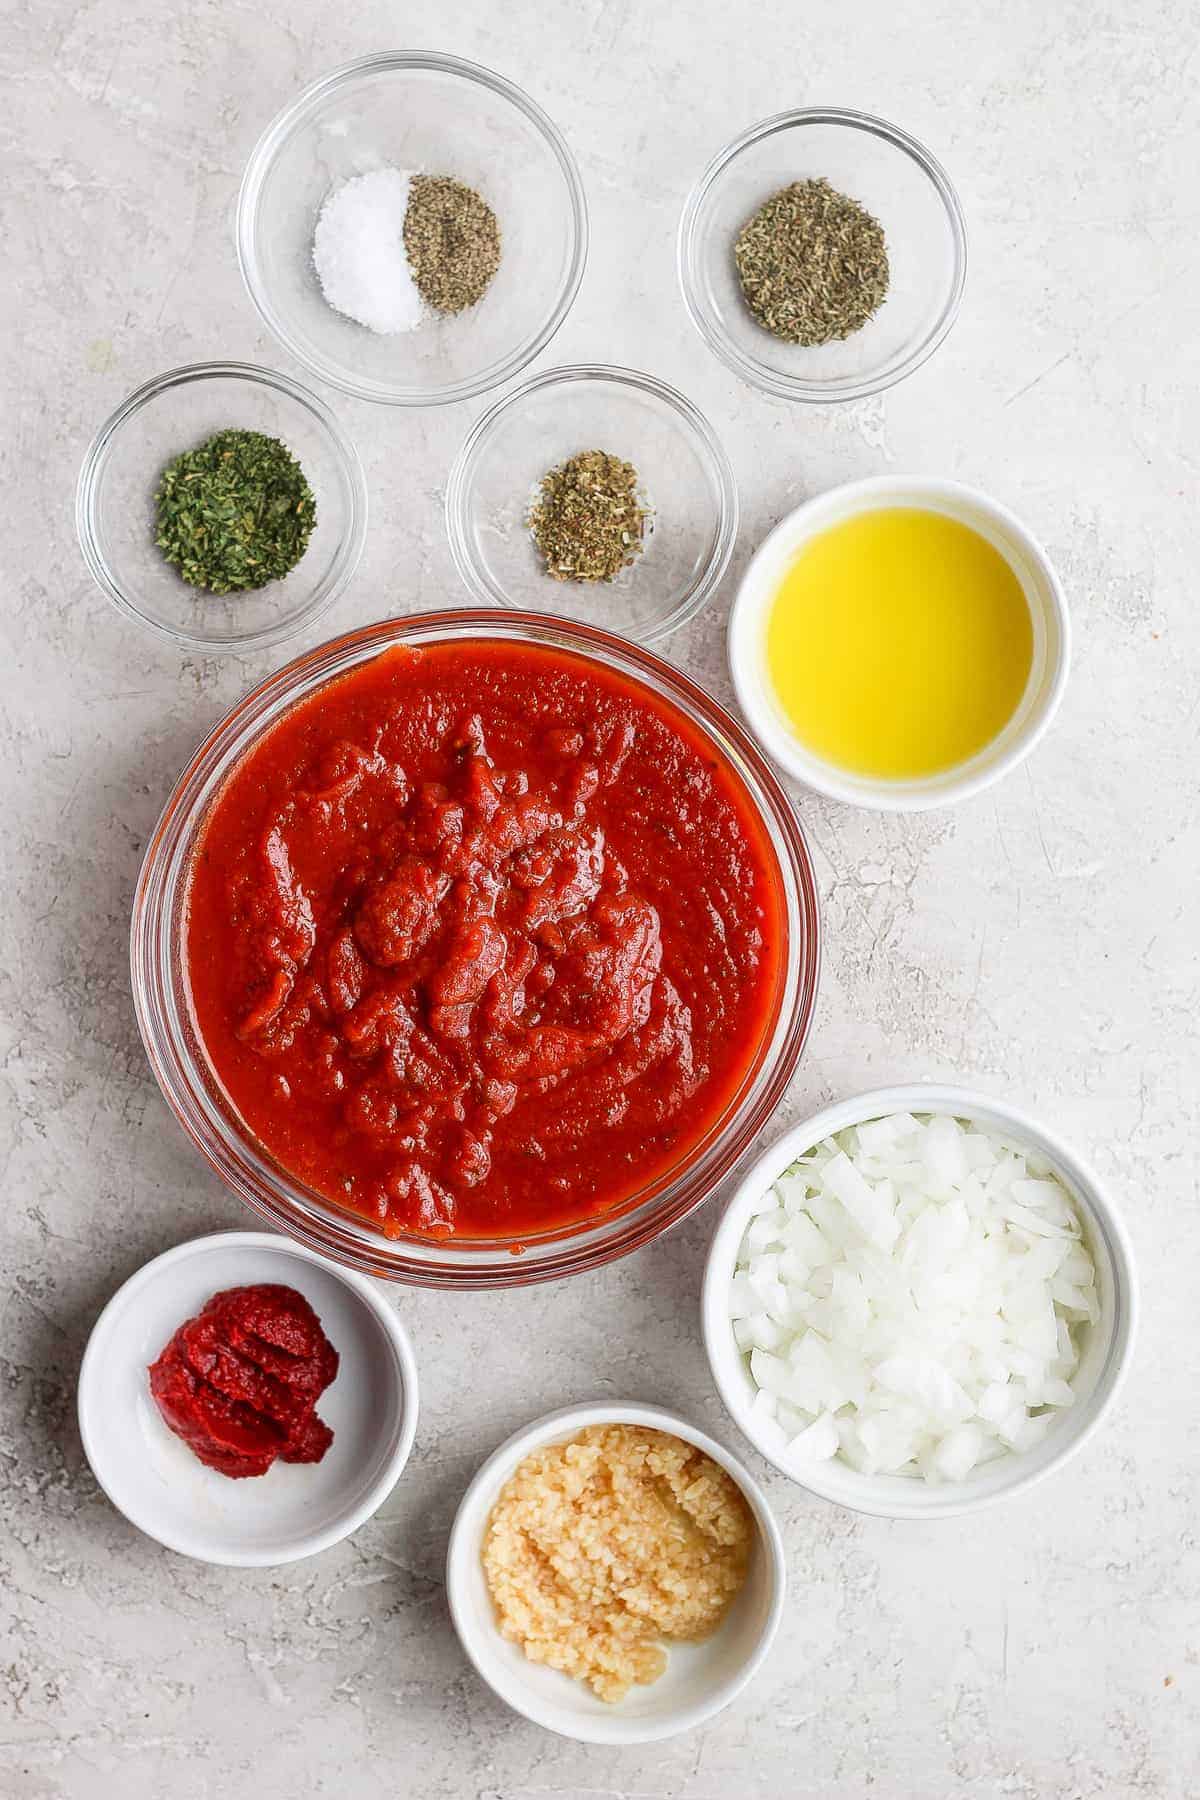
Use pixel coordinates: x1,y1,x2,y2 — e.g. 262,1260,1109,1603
237,52,588,407
445,365,738,643
76,362,367,653
678,107,966,404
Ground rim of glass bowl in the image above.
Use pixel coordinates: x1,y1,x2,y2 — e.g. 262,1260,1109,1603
130,610,821,1289
677,106,968,405
76,360,369,655
445,365,740,643
235,51,590,407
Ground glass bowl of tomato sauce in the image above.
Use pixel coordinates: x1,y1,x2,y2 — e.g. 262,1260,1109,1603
131,611,820,1288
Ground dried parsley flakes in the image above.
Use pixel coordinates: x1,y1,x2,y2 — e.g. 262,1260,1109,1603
154,428,317,595
528,451,649,584
403,174,501,315
734,178,890,346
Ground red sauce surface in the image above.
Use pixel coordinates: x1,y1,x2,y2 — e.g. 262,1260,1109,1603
148,1284,338,1479
185,640,783,1240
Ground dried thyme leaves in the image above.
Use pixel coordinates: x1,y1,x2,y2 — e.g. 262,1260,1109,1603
154,429,316,595
734,178,890,346
403,174,501,315
528,451,649,584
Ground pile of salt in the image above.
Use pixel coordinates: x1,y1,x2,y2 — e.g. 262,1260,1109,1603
312,168,425,336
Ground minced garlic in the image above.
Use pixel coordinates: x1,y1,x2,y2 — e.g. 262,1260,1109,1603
482,1423,753,1703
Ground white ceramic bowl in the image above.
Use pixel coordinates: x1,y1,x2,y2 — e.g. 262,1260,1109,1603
445,1401,785,1743
702,1085,1137,1520
728,476,1070,810
78,1231,418,1564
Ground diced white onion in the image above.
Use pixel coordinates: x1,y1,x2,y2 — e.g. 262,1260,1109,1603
731,1112,1097,1484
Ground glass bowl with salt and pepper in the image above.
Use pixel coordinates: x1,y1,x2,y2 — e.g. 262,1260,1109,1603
237,52,588,407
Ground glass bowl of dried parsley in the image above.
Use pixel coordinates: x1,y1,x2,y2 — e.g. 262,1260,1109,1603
445,365,738,644
678,108,966,404
236,52,588,407
76,361,367,653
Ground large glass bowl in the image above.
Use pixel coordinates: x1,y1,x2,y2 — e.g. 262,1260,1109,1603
678,107,966,404
236,52,588,406
131,612,821,1287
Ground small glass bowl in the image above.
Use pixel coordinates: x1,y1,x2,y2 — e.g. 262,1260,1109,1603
445,366,738,643
76,362,367,654
678,107,966,404
236,52,588,407
131,610,821,1289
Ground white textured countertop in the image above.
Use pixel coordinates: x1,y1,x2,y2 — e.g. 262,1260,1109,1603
3,2,1197,1794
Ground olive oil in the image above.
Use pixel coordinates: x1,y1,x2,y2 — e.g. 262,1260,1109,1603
765,507,1033,780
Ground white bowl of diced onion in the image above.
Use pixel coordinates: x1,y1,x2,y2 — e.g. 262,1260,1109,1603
701,1085,1137,1518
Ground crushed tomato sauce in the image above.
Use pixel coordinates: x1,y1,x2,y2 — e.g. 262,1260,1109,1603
184,641,783,1240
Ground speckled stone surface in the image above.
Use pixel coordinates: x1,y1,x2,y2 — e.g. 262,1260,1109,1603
3,2,1198,1795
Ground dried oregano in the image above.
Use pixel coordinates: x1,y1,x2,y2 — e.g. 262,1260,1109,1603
154,428,316,595
734,177,890,346
403,174,501,314
528,451,648,584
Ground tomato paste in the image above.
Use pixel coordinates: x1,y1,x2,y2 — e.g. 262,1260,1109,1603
149,1284,338,1478
185,640,783,1240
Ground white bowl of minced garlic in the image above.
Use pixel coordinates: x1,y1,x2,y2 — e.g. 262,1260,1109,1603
445,1400,785,1744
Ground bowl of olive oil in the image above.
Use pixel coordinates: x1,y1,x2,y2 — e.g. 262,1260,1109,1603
728,477,1069,811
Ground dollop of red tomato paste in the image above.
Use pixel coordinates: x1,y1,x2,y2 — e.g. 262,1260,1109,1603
148,1284,338,1478
185,641,783,1240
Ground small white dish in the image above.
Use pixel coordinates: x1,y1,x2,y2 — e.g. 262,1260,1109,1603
78,1230,418,1565
728,475,1070,810
702,1085,1137,1520
445,1400,785,1743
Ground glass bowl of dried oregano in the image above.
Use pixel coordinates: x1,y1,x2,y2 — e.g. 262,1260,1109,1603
445,365,739,644
678,107,966,404
237,53,588,407
76,362,368,653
